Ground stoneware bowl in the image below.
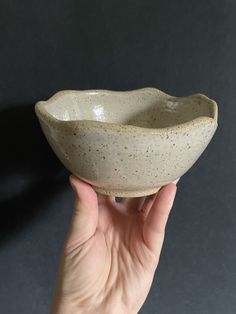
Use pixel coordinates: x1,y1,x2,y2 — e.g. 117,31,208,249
35,88,218,197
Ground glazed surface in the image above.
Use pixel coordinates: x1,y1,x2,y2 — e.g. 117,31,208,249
44,89,215,129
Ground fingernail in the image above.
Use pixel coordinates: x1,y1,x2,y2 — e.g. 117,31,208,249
173,178,180,185
69,175,77,192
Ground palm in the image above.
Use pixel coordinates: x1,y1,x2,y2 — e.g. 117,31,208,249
97,198,159,310
53,177,177,314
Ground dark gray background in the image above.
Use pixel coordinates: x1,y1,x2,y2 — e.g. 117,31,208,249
0,0,235,313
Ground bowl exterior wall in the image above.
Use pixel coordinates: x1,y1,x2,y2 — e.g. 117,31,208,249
37,118,217,194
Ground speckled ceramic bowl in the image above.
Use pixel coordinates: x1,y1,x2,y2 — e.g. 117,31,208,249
35,88,218,197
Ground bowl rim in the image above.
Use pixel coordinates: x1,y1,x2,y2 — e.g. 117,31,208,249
35,87,218,134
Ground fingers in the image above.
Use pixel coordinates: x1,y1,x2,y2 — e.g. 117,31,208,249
120,178,180,212
97,193,115,206
140,179,180,218
140,193,158,219
142,183,177,255
119,197,146,212
66,175,99,247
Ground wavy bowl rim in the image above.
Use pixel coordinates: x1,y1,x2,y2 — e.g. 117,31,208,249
35,87,218,134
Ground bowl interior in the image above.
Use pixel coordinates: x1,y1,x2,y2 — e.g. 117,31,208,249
44,91,215,128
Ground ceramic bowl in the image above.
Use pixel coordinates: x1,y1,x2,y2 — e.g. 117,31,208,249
35,88,218,197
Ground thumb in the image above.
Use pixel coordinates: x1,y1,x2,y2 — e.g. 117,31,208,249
66,175,99,248
143,183,177,256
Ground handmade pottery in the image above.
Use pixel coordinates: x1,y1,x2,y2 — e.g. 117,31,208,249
35,88,218,197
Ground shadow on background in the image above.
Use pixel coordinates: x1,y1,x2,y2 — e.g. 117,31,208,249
0,105,68,244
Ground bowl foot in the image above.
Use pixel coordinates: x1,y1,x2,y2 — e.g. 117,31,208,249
93,186,162,198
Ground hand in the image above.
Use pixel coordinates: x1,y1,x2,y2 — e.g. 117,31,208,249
51,176,177,314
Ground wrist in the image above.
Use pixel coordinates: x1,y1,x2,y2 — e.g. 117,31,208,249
51,294,138,314
51,300,77,314
51,302,135,314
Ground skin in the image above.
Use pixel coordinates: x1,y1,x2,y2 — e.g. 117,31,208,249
51,176,177,314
